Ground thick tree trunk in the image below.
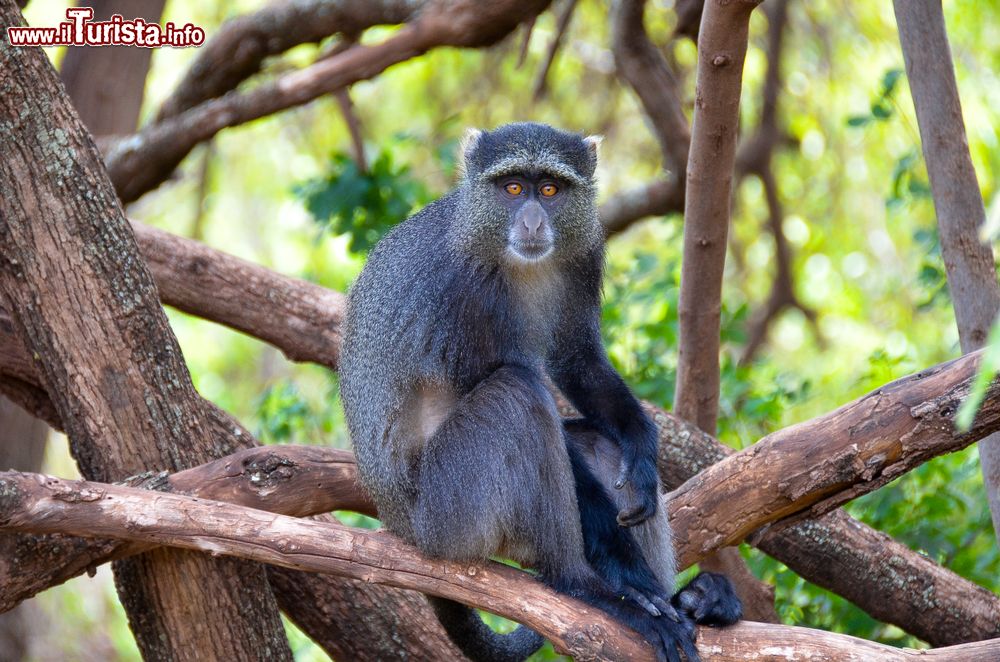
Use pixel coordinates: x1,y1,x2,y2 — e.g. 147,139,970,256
893,0,1000,548
0,4,291,659
59,0,166,136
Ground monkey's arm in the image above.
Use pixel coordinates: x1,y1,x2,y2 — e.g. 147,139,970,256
547,311,660,526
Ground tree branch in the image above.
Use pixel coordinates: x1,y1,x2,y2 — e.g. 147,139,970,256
611,0,690,178
0,471,649,661
0,1,291,654
599,179,683,235
155,0,423,121
531,0,577,101
669,349,1000,567
2,470,998,661
673,0,760,432
671,0,775,621
734,0,821,363
130,222,346,368
106,0,552,203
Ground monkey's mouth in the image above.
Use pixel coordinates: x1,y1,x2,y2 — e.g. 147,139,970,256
508,240,554,262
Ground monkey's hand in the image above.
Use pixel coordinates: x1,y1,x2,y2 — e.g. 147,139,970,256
613,425,660,527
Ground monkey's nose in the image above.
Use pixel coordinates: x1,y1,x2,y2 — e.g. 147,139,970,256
520,202,546,237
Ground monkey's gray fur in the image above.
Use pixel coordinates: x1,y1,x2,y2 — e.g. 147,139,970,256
341,123,740,662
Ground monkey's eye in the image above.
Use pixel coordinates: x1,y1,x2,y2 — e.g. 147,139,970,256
539,183,559,198
504,182,524,196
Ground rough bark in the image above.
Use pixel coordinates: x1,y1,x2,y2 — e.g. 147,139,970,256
649,407,1000,646
5,418,999,647
106,0,552,203
156,0,423,121
2,471,999,661
670,350,1000,567
0,314,463,661
893,0,1000,547
59,0,165,136
0,4,291,658
0,471,650,661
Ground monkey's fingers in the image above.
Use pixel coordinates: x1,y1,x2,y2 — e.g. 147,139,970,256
650,614,698,662
650,595,682,623
624,587,661,617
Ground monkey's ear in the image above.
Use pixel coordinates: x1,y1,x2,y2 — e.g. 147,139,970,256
583,134,603,157
458,128,483,179
460,128,483,160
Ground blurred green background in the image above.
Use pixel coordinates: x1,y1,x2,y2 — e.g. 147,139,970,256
19,0,1000,659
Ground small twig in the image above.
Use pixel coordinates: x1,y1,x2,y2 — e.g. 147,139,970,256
516,14,537,68
190,141,214,242
335,89,368,172
532,0,577,101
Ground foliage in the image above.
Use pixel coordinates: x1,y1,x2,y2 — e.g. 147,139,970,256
255,378,340,445
296,146,432,253
846,68,904,128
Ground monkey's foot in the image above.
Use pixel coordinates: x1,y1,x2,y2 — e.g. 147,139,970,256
673,571,743,627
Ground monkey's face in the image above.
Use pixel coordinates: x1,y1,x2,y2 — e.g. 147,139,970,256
457,123,604,265
495,174,563,263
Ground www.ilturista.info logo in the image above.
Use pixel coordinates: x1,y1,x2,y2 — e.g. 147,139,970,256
6,7,205,48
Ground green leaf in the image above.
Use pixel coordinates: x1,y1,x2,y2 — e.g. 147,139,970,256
881,68,904,96
871,101,893,120
956,317,1000,431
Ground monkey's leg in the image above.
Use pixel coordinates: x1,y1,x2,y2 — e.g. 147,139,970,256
564,419,742,630
410,364,575,561
409,364,572,662
563,420,683,619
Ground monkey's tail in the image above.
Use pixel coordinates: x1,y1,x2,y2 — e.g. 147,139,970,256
428,596,545,662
